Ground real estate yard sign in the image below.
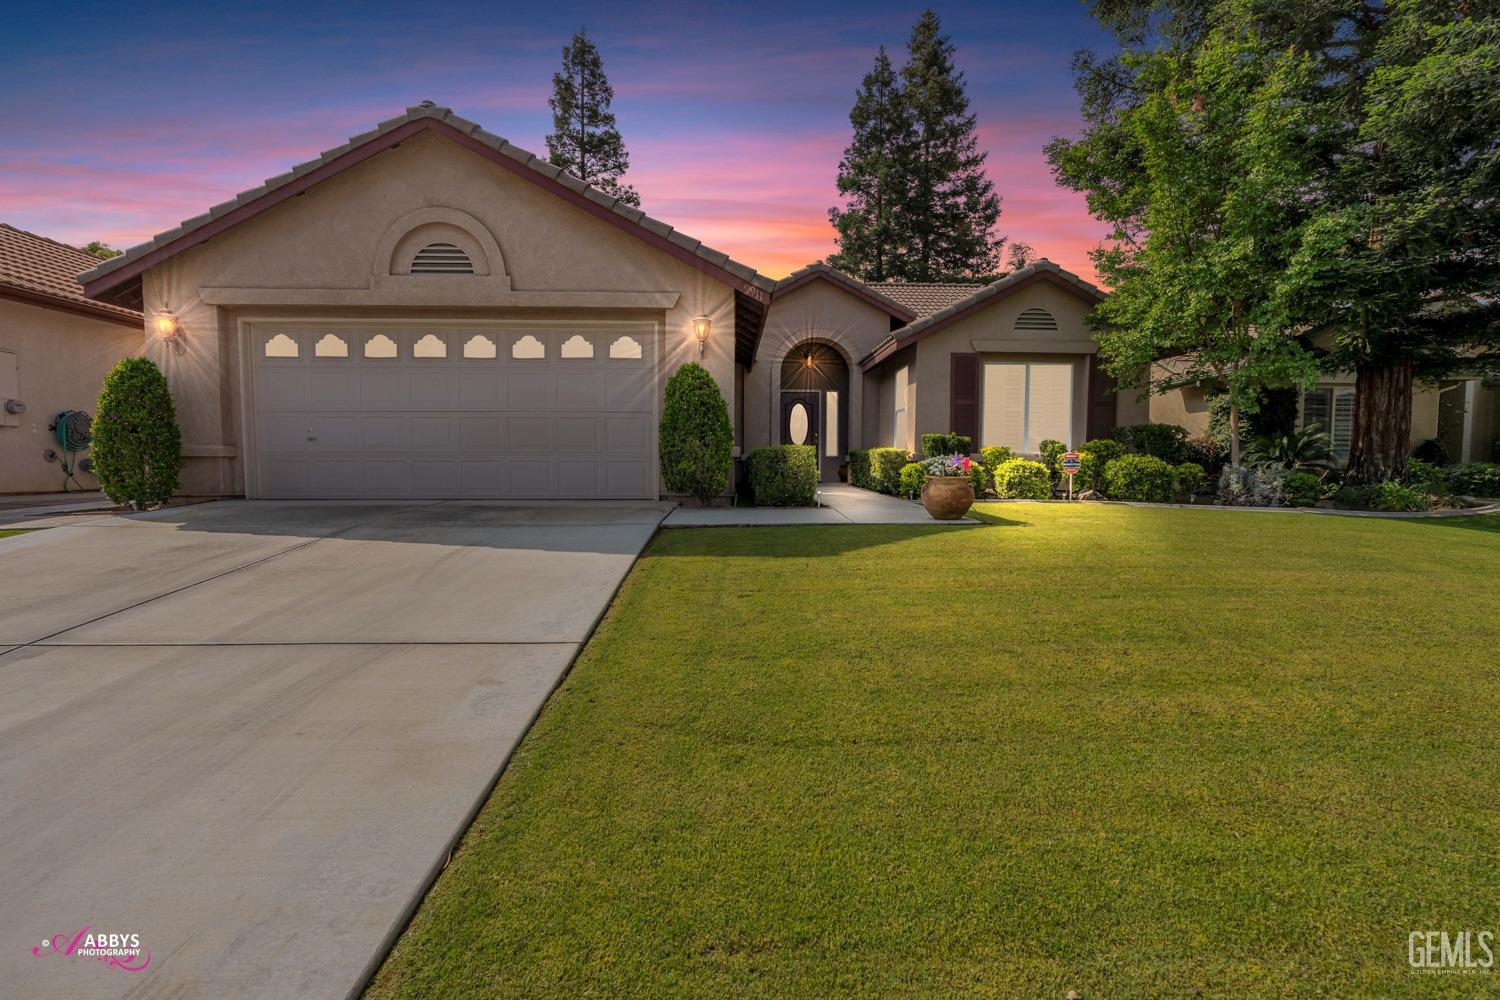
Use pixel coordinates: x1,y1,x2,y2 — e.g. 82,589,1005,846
1061,451,1080,500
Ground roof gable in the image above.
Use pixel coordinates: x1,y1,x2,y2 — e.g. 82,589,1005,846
773,262,916,322
80,103,773,309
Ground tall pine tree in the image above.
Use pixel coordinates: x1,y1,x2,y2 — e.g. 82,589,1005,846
828,47,911,282
546,29,639,207
898,9,1003,280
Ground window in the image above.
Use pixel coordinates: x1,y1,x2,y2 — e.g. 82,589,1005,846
512,334,545,359
413,334,447,358
982,362,1072,452
609,335,643,359
462,334,497,359
560,334,593,359
1015,308,1058,331
1302,387,1355,463
825,390,840,458
893,366,910,452
313,333,348,358
363,334,398,359
410,242,474,274
264,333,299,358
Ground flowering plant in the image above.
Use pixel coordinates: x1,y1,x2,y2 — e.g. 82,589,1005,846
920,454,974,478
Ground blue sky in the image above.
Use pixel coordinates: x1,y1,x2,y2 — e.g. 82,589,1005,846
1,0,1117,278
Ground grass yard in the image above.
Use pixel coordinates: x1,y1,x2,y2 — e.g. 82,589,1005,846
0,529,36,539
368,505,1500,999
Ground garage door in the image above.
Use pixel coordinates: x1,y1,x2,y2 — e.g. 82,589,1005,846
248,325,657,498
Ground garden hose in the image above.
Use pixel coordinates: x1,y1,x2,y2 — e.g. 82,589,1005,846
51,409,93,491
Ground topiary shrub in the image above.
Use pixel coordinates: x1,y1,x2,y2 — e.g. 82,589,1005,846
659,363,732,505
899,461,926,499
1173,462,1207,501
1104,454,1174,502
748,445,817,506
1281,470,1323,507
1443,462,1500,498
920,433,972,457
867,447,911,495
992,458,1052,500
92,357,183,508
1112,423,1188,464
848,450,871,490
979,445,1014,470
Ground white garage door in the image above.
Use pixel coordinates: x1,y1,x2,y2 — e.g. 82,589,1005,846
248,325,657,499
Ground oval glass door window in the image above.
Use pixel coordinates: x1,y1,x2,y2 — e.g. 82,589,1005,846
788,401,810,445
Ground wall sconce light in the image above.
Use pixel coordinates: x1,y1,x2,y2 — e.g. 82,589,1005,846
691,314,711,357
153,312,185,354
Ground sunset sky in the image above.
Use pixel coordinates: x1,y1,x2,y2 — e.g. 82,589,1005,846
1,0,1118,282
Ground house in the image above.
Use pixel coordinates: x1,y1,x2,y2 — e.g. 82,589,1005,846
76,102,1145,500
0,225,144,494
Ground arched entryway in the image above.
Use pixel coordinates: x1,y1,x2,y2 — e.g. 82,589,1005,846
780,340,850,481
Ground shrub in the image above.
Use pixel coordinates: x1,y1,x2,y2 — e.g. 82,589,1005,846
748,445,817,506
1244,424,1333,470
848,450,871,490
920,433,972,457
1217,464,1286,507
992,458,1051,500
659,363,732,505
1072,438,1124,494
1340,481,1430,512
899,462,925,499
1112,423,1188,464
1411,438,1449,466
1184,435,1226,479
1173,462,1207,500
1405,459,1447,495
1281,470,1323,507
92,357,182,507
1103,454,1174,503
979,445,1015,470
868,447,911,495
1444,462,1500,498
1037,439,1067,481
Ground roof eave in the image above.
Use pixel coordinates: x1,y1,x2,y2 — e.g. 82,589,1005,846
0,283,143,327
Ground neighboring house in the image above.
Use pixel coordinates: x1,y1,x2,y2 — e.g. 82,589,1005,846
74,103,1143,500
0,224,143,494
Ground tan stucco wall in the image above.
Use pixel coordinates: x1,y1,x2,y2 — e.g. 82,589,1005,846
137,132,737,496
748,278,893,461
900,281,1099,452
0,297,143,494
1149,386,1211,437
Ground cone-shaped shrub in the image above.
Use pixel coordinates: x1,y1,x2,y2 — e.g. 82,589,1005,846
659,362,731,505
93,357,182,507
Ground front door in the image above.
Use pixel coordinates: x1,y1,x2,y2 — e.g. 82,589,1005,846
781,392,819,455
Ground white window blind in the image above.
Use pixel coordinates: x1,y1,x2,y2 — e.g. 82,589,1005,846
825,391,840,457
894,367,909,452
983,362,1073,452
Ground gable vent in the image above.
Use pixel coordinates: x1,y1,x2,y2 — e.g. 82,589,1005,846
410,242,474,274
1015,307,1057,331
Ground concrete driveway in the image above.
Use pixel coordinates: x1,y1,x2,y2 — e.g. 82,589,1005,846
0,499,669,999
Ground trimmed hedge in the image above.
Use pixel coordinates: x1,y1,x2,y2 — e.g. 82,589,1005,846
848,450,871,490
1071,438,1124,494
93,357,182,507
1113,422,1189,464
748,445,818,506
659,363,732,504
1173,462,1207,500
992,458,1051,500
979,445,1014,470
899,462,925,499
868,448,910,495
921,433,972,457
1103,454,1174,502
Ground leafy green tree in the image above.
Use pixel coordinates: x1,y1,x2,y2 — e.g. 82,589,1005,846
1047,10,1319,465
92,357,182,508
897,9,1003,280
659,363,731,505
546,29,639,207
81,240,122,259
828,47,912,282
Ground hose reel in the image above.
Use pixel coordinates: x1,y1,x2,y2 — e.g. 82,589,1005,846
44,409,94,491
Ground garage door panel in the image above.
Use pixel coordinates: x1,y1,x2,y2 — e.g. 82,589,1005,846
252,325,656,499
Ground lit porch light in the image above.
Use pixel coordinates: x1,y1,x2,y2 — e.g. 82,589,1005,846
691,314,711,357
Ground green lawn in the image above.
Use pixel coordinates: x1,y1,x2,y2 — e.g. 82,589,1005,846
368,505,1500,999
0,529,36,539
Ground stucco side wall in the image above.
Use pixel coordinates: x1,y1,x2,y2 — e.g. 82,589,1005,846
1149,387,1211,437
748,280,891,456
138,132,736,496
0,298,143,494
909,282,1098,450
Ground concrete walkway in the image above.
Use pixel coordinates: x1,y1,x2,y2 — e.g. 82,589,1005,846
0,499,669,1000
663,483,973,527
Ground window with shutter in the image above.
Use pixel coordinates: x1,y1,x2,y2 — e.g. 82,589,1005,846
983,362,1073,452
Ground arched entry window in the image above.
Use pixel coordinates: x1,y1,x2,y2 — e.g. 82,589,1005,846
780,341,850,482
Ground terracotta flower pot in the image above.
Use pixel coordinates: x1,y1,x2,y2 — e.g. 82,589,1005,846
921,475,975,520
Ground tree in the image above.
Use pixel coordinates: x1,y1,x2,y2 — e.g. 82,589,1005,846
1005,241,1035,271
828,47,912,282
658,363,732,505
1047,9,1320,465
897,10,1003,280
92,357,182,508
546,29,639,207
81,241,121,259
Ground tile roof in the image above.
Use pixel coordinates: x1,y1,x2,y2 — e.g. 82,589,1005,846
79,102,774,300
774,261,916,320
0,224,142,323
875,281,986,318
